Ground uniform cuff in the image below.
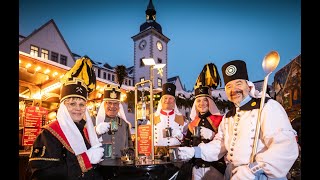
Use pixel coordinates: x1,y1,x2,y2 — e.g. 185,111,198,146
248,162,264,176
194,147,201,158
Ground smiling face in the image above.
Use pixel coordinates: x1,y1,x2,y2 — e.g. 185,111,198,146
104,100,120,118
64,97,87,123
161,94,175,110
195,96,209,114
225,79,251,107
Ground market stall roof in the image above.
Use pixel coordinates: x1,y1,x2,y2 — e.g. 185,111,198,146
19,51,135,101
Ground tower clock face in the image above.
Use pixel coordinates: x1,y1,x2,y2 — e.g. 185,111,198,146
156,41,163,51
139,40,147,50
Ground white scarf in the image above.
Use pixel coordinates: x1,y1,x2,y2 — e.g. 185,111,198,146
57,102,101,155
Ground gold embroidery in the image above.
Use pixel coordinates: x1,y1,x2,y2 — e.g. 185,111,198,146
41,146,46,157
29,157,60,162
251,102,256,106
29,146,34,158
46,126,74,154
77,154,92,173
110,91,117,99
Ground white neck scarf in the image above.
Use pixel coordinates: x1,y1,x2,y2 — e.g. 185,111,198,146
57,102,101,155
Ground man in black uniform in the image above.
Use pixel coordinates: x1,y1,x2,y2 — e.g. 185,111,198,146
28,57,104,180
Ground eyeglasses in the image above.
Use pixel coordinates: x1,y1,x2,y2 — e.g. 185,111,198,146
65,102,86,110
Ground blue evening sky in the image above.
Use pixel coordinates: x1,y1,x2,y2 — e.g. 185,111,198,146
19,0,301,91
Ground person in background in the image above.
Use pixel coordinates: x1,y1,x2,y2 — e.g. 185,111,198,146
94,85,133,159
153,83,187,160
177,85,225,180
28,77,104,180
178,60,299,180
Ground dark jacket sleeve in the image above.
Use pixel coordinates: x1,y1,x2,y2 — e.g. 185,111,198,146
28,129,68,180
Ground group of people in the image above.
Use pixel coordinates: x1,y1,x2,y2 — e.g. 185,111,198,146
28,58,299,180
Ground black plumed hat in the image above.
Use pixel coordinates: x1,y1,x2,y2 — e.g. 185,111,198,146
60,77,88,102
195,86,212,99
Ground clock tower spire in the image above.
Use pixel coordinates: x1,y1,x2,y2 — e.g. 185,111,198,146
132,0,170,89
146,0,156,22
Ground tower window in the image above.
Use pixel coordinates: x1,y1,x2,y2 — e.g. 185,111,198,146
140,58,145,67
157,78,162,87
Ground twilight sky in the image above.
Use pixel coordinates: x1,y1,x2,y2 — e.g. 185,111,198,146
19,0,301,91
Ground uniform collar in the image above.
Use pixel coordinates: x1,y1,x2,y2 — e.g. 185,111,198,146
226,97,270,118
160,109,174,116
198,111,211,119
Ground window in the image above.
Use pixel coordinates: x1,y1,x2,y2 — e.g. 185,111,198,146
140,58,145,67
140,77,145,82
158,58,162,64
112,75,114,81
128,80,131,86
41,49,49,60
124,79,127,85
108,74,111,80
157,78,162,87
51,52,59,62
60,55,67,65
97,69,101,78
103,72,107,79
30,45,39,57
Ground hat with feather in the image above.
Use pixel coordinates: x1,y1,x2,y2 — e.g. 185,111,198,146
60,56,96,102
194,63,221,90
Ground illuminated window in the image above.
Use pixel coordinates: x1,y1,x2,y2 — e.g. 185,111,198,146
157,78,162,87
30,45,39,57
140,77,145,82
41,49,49,60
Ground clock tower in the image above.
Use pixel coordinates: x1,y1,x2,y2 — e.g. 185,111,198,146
131,0,170,89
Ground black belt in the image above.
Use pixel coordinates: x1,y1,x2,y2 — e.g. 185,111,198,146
194,158,226,174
